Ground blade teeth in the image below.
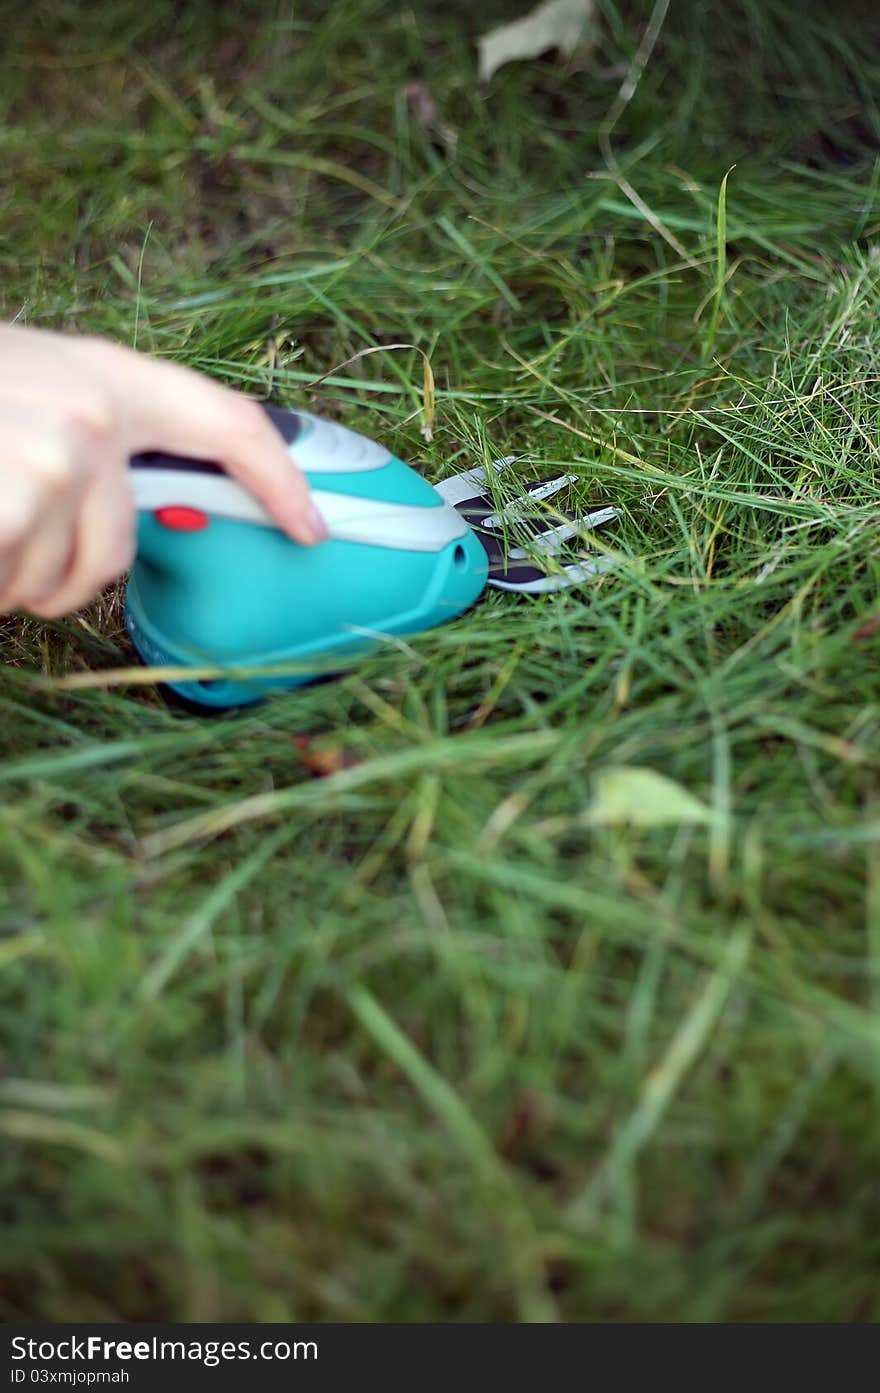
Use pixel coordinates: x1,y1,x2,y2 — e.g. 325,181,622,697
522,473,578,500
505,507,620,560
488,555,616,593
433,467,487,506
434,456,515,506
436,463,621,592
483,475,575,528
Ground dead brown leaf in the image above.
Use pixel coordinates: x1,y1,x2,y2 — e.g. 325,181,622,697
293,735,361,778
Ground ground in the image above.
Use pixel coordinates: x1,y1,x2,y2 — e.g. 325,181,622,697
2,0,880,1322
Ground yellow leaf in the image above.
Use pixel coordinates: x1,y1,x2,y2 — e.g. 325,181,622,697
588,766,718,828
478,0,596,83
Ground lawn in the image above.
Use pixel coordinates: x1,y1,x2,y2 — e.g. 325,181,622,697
2,0,880,1322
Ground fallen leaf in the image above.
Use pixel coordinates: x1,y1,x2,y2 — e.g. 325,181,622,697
853,613,880,641
588,766,718,828
498,1088,553,1160
403,79,458,159
294,735,360,778
477,0,596,83
404,80,438,125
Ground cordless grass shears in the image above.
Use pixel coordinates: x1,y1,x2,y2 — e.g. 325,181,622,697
128,405,618,709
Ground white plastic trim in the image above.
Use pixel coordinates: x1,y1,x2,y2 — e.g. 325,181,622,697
132,469,468,553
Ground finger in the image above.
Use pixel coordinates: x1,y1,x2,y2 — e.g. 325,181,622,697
6,501,78,611
0,408,83,614
74,338,325,546
0,472,41,612
29,463,136,619
0,541,19,597
0,326,117,443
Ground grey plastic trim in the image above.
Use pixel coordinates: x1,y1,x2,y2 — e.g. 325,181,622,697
292,412,392,473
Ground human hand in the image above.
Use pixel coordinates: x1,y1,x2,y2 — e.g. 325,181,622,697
0,324,326,617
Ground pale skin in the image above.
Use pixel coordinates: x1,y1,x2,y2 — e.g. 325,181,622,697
0,324,327,618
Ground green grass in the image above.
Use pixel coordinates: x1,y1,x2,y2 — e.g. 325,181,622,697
3,0,880,1322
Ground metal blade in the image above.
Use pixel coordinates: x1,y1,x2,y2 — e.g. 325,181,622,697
434,460,620,594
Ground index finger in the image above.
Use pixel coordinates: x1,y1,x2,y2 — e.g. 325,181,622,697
79,337,327,546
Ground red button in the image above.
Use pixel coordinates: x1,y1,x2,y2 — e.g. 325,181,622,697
154,506,210,532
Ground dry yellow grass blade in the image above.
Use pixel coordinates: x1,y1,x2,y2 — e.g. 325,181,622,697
50,658,342,691
307,343,436,440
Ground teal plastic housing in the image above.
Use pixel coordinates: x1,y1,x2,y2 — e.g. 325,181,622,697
125,455,488,709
